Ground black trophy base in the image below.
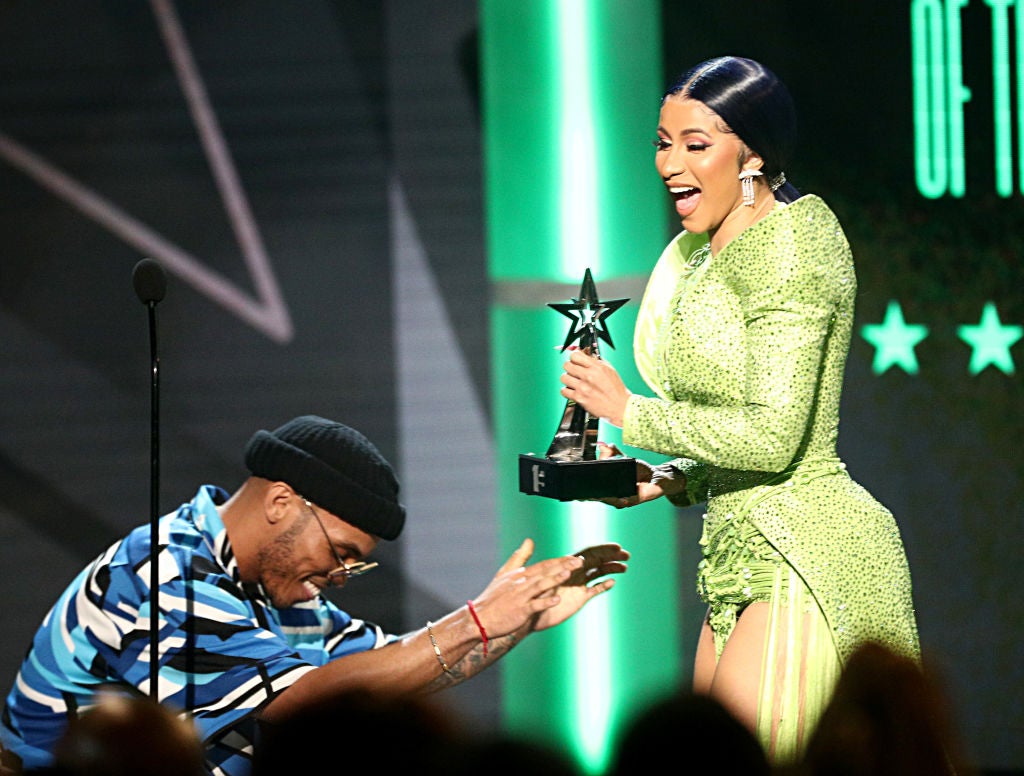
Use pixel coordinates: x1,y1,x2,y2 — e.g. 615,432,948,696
518,453,638,501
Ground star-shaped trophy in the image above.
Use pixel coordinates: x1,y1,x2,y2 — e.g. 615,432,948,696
518,268,638,501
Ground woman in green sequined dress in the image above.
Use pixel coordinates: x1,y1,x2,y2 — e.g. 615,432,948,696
559,56,919,764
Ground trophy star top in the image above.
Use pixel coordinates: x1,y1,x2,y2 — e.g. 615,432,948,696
548,268,628,352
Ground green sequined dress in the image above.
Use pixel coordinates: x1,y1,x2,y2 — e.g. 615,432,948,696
623,195,919,760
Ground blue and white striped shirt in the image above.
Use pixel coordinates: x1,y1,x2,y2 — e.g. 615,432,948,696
0,485,390,775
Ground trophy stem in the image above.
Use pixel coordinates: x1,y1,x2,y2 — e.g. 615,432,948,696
545,327,601,461
545,399,598,461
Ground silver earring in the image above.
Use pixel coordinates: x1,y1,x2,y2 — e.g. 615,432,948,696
738,169,763,207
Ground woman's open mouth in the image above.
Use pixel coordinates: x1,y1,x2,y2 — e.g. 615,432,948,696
670,186,701,218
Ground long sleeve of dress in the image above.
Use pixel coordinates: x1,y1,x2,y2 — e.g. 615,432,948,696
623,196,854,475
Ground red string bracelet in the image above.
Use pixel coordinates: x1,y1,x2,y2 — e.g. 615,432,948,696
466,600,489,657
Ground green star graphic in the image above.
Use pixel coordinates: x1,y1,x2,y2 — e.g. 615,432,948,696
860,300,929,375
957,301,1022,375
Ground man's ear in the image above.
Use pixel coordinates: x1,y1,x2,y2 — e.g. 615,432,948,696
264,481,297,525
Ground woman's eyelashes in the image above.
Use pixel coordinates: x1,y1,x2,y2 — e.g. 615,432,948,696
650,137,711,153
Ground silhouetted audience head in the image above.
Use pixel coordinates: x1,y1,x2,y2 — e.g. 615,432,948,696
254,686,589,776
606,687,769,776
253,687,464,775
46,691,204,776
447,732,581,776
798,640,974,776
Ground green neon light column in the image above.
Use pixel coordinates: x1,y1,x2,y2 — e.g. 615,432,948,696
480,2,683,772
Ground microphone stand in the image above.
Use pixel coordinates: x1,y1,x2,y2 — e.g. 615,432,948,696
146,296,159,699
133,259,166,700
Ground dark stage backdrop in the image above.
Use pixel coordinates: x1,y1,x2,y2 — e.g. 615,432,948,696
0,1,1020,772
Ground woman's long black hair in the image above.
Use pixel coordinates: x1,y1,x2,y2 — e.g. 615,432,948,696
664,56,801,204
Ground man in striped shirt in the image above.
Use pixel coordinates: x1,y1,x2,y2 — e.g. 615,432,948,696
0,415,629,776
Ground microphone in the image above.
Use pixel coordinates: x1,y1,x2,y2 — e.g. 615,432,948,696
133,258,167,305
133,258,165,699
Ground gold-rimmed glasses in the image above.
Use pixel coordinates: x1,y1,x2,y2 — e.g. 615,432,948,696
301,498,379,586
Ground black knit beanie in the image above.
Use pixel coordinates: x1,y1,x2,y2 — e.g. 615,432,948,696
243,415,406,540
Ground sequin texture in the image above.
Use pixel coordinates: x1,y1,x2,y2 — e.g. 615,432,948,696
625,195,920,663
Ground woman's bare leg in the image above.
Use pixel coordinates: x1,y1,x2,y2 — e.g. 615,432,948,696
707,602,771,736
692,616,717,695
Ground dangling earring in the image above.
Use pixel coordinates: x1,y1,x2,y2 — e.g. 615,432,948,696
738,169,763,207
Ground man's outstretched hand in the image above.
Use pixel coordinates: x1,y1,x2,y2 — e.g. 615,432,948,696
531,542,630,631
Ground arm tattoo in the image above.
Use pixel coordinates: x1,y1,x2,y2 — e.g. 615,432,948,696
420,632,520,692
